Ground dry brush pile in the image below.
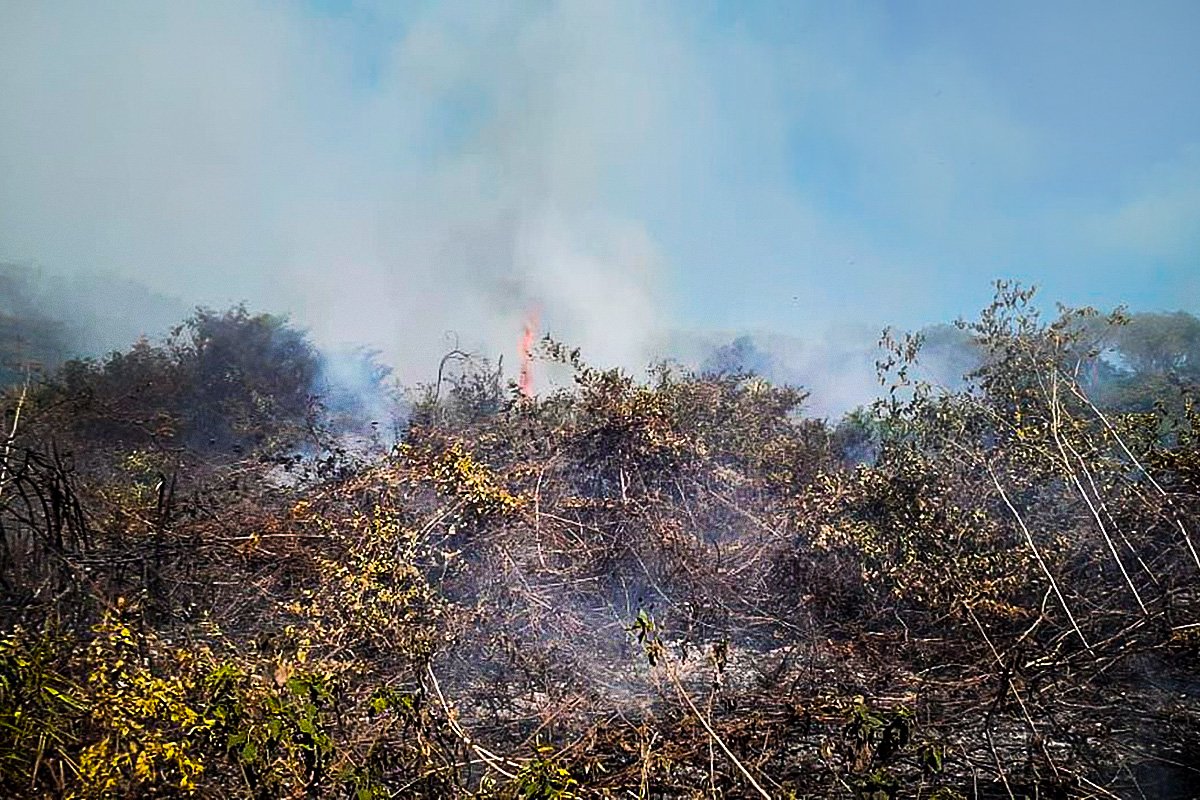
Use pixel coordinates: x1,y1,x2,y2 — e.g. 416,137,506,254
1,288,1198,798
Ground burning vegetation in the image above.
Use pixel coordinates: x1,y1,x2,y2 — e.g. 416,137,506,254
1,283,1199,798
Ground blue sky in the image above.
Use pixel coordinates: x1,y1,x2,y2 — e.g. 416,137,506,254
1,0,1197,380
628,0,1200,329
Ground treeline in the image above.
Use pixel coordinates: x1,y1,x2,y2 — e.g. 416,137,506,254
703,304,1200,417
1,283,1198,798
0,262,189,388
0,265,74,387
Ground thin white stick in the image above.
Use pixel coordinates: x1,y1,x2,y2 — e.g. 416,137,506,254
0,375,29,503
425,664,520,781
988,465,1092,653
1068,382,1200,574
1048,375,1147,614
665,663,772,800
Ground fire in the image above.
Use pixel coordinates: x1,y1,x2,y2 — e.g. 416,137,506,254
517,308,539,398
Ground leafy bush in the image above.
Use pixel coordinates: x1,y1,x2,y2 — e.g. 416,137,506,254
27,305,320,459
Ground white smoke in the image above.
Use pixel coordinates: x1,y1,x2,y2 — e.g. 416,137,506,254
0,1,687,381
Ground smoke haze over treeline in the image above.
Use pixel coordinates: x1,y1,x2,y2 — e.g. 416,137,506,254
1,1,676,379
3,1,1199,393
7,258,1200,428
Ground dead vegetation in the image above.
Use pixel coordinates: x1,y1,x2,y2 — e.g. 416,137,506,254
2,287,1199,798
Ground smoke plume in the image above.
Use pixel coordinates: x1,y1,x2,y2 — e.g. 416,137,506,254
0,1,683,381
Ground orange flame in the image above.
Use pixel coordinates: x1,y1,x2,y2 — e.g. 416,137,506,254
517,309,539,398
